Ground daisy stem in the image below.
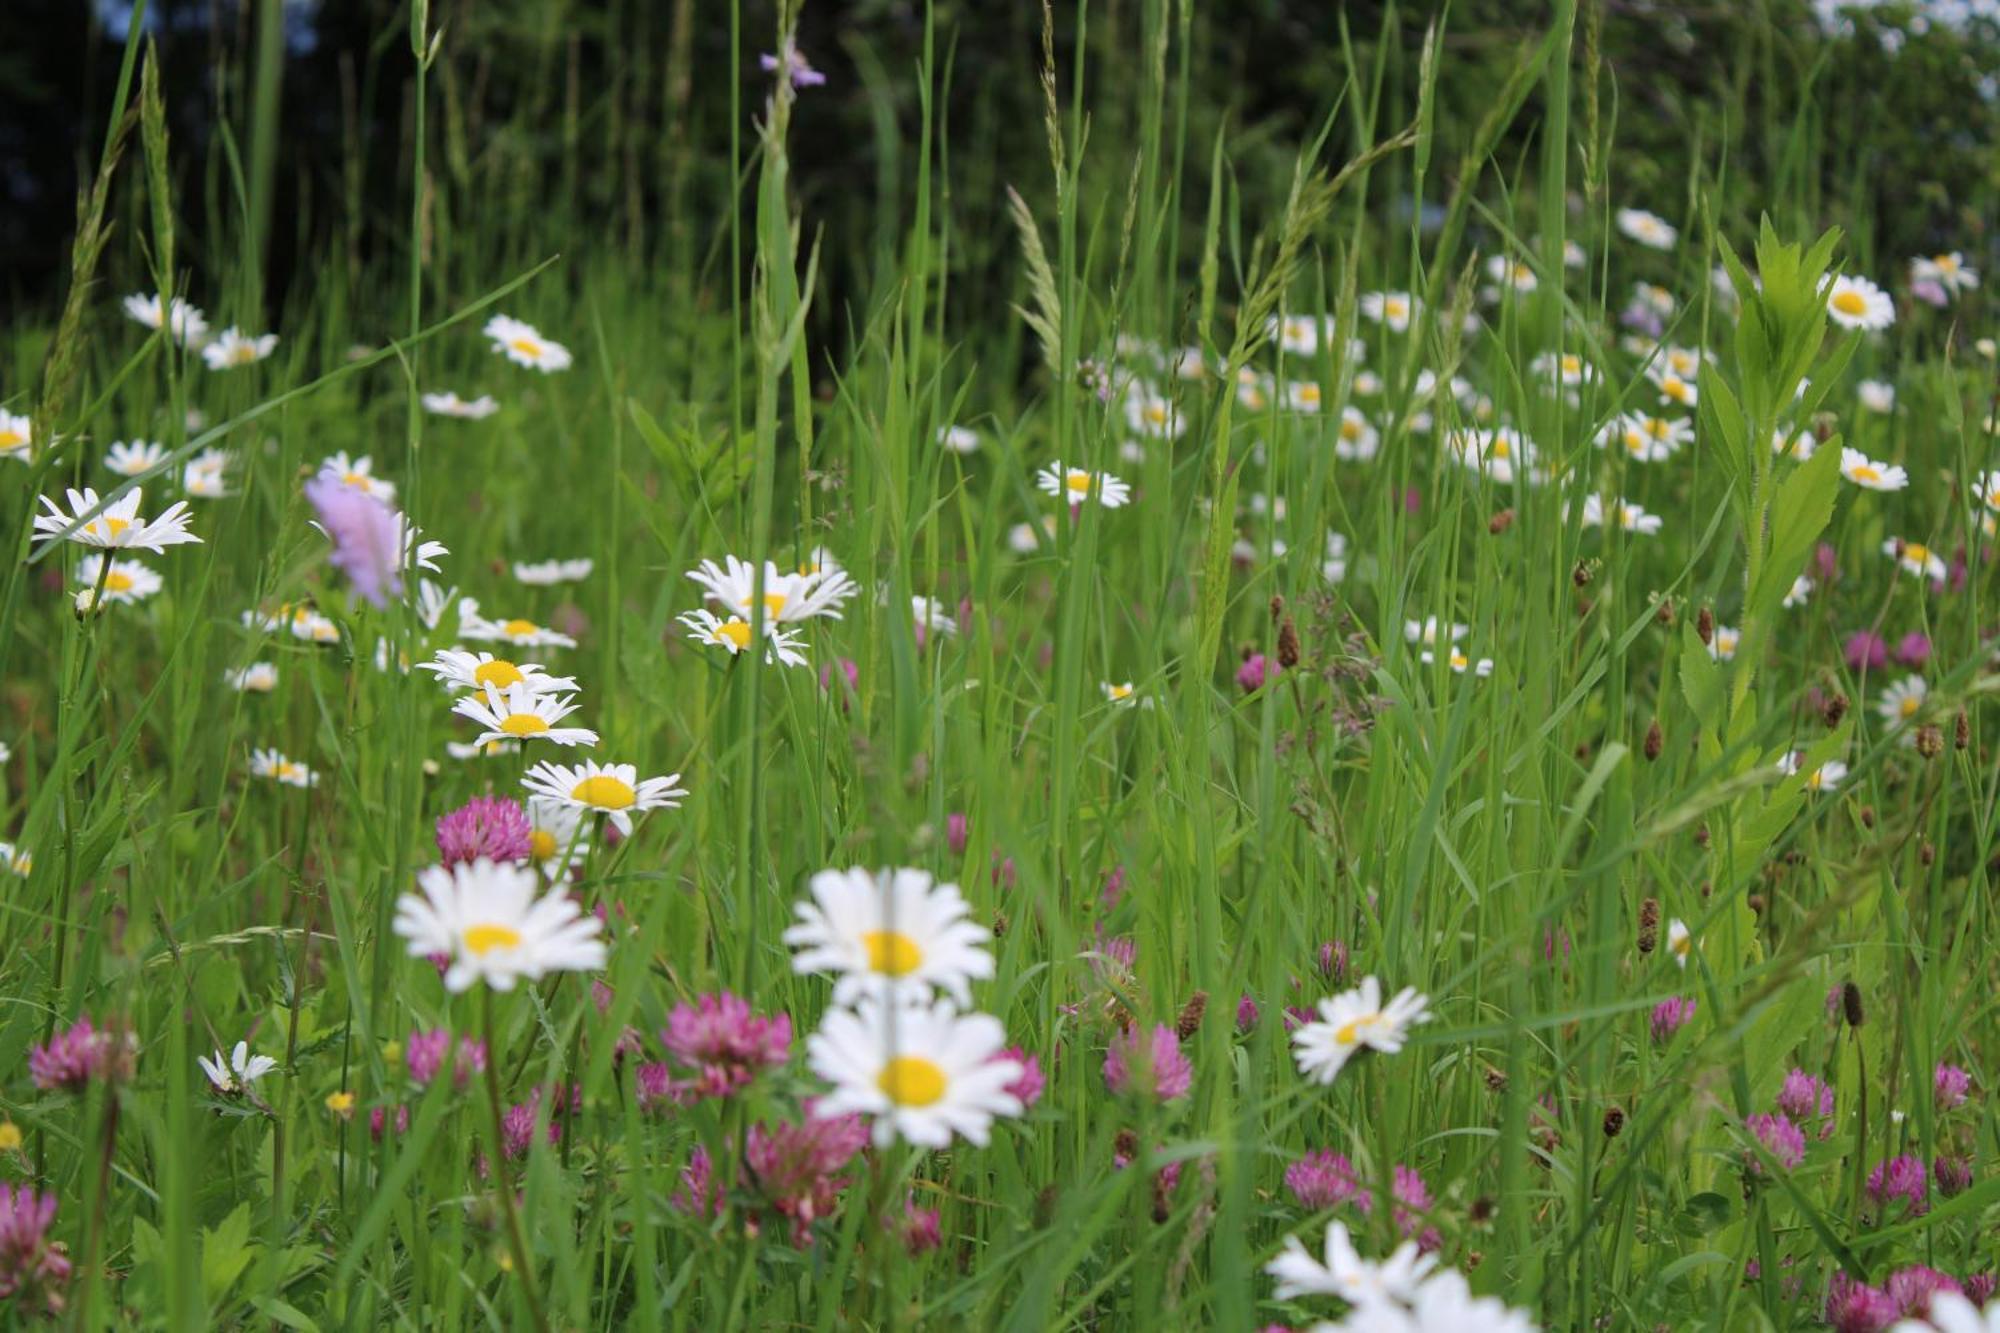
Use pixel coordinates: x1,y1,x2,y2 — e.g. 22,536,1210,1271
482,988,549,1333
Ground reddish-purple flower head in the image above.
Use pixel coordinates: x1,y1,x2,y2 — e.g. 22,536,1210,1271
435,795,532,866
1649,996,1696,1044
29,1017,129,1092
659,992,792,1099
1934,1062,1972,1111
405,1029,487,1089
1285,1150,1367,1211
998,1046,1045,1107
1843,631,1888,673
1744,1112,1805,1172
890,1197,943,1256
0,1184,72,1315
1867,1153,1930,1217
1103,1024,1192,1102
1824,1273,1900,1333
305,469,403,608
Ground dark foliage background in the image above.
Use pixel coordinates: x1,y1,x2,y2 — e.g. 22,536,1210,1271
1,0,1994,324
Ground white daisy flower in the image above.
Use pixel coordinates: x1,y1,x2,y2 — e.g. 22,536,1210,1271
1973,471,2000,514
483,315,573,372
678,607,809,667
512,558,594,585
785,866,993,1006
73,555,162,607
1101,681,1145,708
1646,362,1699,409
1404,617,1467,648
122,292,209,346
453,682,599,748
937,424,980,454
1420,647,1494,676
197,1040,278,1095
33,487,200,552
1616,207,1678,250
908,595,960,640
392,857,606,992
182,448,233,498
1358,291,1417,332
0,842,29,877
1839,447,1907,492
1708,624,1740,661
1124,390,1185,439
1283,380,1325,415
446,739,521,761
225,663,279,692
1856,380,1896,414
392,515,449,574
418,649,578,696
1783,575,1815,609
1530,350,1597,388
0,412,31,464
460,608,578,649
1348,1267,1541,1333
1484,254,1538,293
687,554,858,625
1882,538,1947,582
1446,427,1539,485
1577,494,1664,535
1825,275,1895,331
1037,462,1132,508
104,440,168,478
1269,313,1333,357
1266,1221,1435,1305
1776,752,1848,792
1322,531,1349,584
420,391,500,419
1773,426,1817,462
1291,976,1431,1086
526,797,589,877
520,760,686,835
1235,367,1274,412
1877,674,1928,731
1632,283,1677,319
1909,253,1979,295
1007,516,1059,554
202,328,278,370
1334,407,1379,461
806,995,1023,1149
415,579,460,631
1667,919,1692,969
249,747,317,788
317,452,396,503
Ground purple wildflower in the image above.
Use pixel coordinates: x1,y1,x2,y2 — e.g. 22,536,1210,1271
1965,1274,1997,1306
1236,992,1260,1032
1744,1113,1805,1172
1236,653,1273,693
819,657,859,705
1935,1063,1972,1111
1886,1265,1962,1318
501,1089,560,1159
0,1185,71,1315
1844,631,1889,673
745,1104,870,1244
675,1146,724,1218
1284,1151,1367,1211
945,812,969,856
434,795,531,866
1391,1165,1443,1252
1100,864,1128,910
1894,633,1933,668
998,1046,1045,1108
660,992,792,1099
304,470,403,607
1933,1155,1973,1198
1911,278,1950,308
29,1018,128,1091
1825,1273,1900,1333
1103,1024,1192,1102
1649,996,1696,1044
759,41,826,89
1317,940,1349,982
369,1104,411,1140
1867,1154,1930,1217
635,1062,680,1112
890,1198,942,1256
405,1029,486,1089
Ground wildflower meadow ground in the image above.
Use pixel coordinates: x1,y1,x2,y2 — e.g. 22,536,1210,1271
1,0,1999,1328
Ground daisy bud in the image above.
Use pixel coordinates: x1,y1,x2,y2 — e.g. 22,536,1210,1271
1955,711,1970,750
1842,982,1866,1028
1488,508,1515,534
1643,720,1663,761
1174,991,1208,1041
1655,597,1675,626
1637,898,1660,954
1916,725,1944,758
1571,561,1592,588
1277,617,1301,670
1602,1106,1624,1138
1696,606,1714,646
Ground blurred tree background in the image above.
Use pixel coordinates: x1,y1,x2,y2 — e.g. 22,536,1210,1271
1,0,1994,337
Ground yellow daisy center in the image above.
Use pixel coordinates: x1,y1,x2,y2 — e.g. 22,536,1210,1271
714,619,753,650
1671,935,1691,957
473,659,525,689
1561,355,1581,375
1906,543,1931,563
529,829,557,861
510,337,544,358
500,713,550,737
231,344,257,364
571,774,636,810
1900,696,1920,718
1296,385,1319,404
1806,771,1824,790
341,471,368,488
1832,290,1868,317
464,923,523,956
862,930,924,977
1145,403,1167,424
763,592,788,617
1663,377,1689,400
1065,470,1092,494
1108,684,1134,700
1645,419,1672,440
1936,255,1958,273
1386,298,1407,318
103,570,134,593
1851,464,1880,484
88,516,131,540
1449,651,1470,671
1333,1013,1382,1044
1491,439,1511,460
876,1055,948,1107
502,619,539,638
1341,419,1362,441
0,430,26,449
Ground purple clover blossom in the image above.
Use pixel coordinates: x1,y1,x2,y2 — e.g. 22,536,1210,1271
636,1062,680,1112
435,795,532,866
1911,278,1950,309
405,1029,486,1089
1284,1150,1367,1211
1103,1024,1192,1102
304,470,404,608
1744,1113,1806,1172
1885,1265,1963,1318
890,1197,942,1256
659,992,791,1099
1317,939,1349,982
745,1104,870,1245
1844,631,1889,673
1235,992,1261,1032
1649,996,1697,1044
1236,652,1274,693
675,1146,723,1218
29,1017,127,1092
1867,1154,1930,1217
501,1089,560,1159
1894,633,1933,668
1825,1273,1900,1333
945,812,969,856
1965,1274,1998,1306
0,1185,71,1316
1934,1062,1972,1111
1391,1165,1443,1252
998,1046,1045,1107
1933,1155,1973,1198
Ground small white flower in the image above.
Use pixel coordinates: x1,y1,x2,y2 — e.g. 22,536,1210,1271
1037,462,1132,508
1856,380,1896,414
453,682,600,748
1291,976,1431,1086
1776,752,1848,792
197,1040,278,1095
393,858,607,992
1839,447,1907,492
249,747,318,788
1825,275,1895,331
1266,1221,1435,1305
421,391,500,419
512,558,594,585
936,424,980,454
678,607,809,667
483,315,573,372
1908,253,1979,296
225,662,279,693
104,440,168,478
122,292,209,346
1616,207,1678,250
1782,575,1814,609
807,995,1023,1149
202,328,278,370
1708,624,1740,661
33,487,200,553
1667,919,1692,969
1882,538,1947,583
